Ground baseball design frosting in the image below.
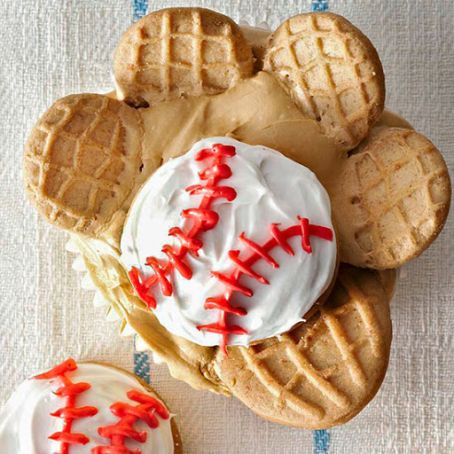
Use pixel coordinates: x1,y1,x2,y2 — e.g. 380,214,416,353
121,137,337,350
0,359,174,454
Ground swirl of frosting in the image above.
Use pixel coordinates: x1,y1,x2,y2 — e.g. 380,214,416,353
0,362,174,453
121,137,337,347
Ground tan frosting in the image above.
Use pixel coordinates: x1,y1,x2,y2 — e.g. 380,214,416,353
139,72,346,193
138,72,412,197
376,110,413,129
106,71,409,246
240,25,270,70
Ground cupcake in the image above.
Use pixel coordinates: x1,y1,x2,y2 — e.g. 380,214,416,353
0,358,181,453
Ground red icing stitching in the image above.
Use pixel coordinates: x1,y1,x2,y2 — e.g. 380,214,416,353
197,218,333,354
128,143,237,306
34,358,98,454
127,143,334,354
92,389,170,454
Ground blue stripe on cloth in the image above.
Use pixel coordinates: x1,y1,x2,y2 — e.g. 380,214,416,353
311,0,329,12
132,0,148,21
311,0,330,449
134,350,151,384
132,0,151,387
314,429,331,454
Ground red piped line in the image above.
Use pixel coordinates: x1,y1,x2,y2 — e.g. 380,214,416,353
168,227,202,256
186,184,237,201
197,219,333,354
162,245,192,279
299,216,312,253
145,257,173,297
228,250,269,285
238,232,280,268
128,144,239,322
204,296,247,316
128,267,157,309
34,358,98,454
92,389,170,454
270,223,294,256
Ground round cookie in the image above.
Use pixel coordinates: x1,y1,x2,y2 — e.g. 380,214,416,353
214,264,395,429
23,94,145,237
264,12,385,150
114,7,254,107
332,127,451,268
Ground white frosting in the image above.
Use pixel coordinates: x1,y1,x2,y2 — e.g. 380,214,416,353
121,137,336,347
0,363,174,454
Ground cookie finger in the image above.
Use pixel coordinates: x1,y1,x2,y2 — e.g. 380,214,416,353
23,94,144,238
264,12,385,150
215,264,395,429
114,7,254,107
332,127,451,269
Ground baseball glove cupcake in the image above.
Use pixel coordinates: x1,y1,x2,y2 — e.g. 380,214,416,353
0,358,181,453
23,8,451,429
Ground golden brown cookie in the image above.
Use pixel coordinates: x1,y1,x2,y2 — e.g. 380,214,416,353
332,127,451,268
264,12,385,150
23,94,145,237
114,7,254,107
214,264,395,429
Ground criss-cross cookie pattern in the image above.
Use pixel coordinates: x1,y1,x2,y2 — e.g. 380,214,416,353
23,94,142,234
344,128,451,268
115,8,253,106
265,13,383,149
220,266,392,426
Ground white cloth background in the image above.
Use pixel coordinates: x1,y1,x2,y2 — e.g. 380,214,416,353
0,0,452,453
